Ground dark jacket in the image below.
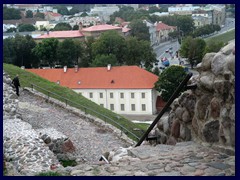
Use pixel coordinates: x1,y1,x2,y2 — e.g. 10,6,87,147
12,76,20,87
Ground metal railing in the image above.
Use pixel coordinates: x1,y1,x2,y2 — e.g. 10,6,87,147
29,83,140,141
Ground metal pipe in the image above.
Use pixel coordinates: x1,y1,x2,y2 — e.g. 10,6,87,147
135,72,193,147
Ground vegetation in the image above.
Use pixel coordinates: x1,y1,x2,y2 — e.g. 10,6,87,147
53,23,72,31
192,24,221,38
205,29,235,44
25,10,33,18
180,36,206,68
18,24,36,32
3,7,21,20
155,65,187,102
59,160,77,167
34,12,45,19
35,171,62,176
3,63,148,141
128,19,150,41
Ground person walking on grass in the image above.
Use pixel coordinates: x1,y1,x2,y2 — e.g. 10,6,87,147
12,74,21,96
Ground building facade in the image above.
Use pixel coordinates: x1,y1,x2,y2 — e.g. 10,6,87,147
27,65,159,115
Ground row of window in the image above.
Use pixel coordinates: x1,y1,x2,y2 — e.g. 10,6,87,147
100,103,146,111
89,92,146,99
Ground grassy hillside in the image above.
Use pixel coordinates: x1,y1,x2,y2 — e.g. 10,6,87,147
4,63,150,142
205,29,235,45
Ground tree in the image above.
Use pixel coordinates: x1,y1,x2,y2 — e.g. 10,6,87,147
80,12,88,17
34,12,45,19
69,7,80,15
80,36,95,67
3,7,21,20
129,19,150,41
18,24,35,32
92,30,126,65
54,23,72,31
180,36,206,68
4,34,38,68
54,6,69,15
72,24,79,30
57,39,80,67
155,65,187,102
152,67,160,76
91,54,118,67
25,10,33,18
3,37,16,64
32,38,59,67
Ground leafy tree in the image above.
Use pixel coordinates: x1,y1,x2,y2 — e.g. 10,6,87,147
180,36,206,68
80,36,95,67
92,30,126,65
57,39,78,67
18,24,35,32
91,54,118,67
168,31,178,39
152,67,160,76
155,65,187,102
4,35,38,68
80,12,88,17
32,38,59,67
34,12,45,19
3,7,21,20
123,37,156,68
204,40,224,54
6,27,17,33
25,10,33,18
54,23,72,31
3,37,16,64
129,19,150,41
54,6,69,15
69,7,80,15
72,25,79,30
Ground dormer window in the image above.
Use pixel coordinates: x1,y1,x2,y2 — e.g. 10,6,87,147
111,80,114,84
77,81,81,85
56,80,60,84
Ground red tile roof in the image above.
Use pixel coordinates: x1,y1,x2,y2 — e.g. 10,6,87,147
27,66,158,89
45,12,62,17
156,22,177,31
82,24,122,32
35,30,84,39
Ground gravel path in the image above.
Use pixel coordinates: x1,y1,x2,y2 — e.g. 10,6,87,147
18,90,129,163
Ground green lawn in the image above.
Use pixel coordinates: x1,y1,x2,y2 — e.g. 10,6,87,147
205,29,235,45
4,63,149,142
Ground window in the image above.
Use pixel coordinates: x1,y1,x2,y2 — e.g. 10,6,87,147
89,92,93,98
120,104,125,111
131,93,134,98
120,93,124,99
100,104,104,107
131,104,135,111
142,104,146,111
99,92,103,98
110,104,114,111
141,93,145,99
110,92,114,98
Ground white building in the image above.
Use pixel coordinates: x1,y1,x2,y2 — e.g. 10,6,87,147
168,4,200,15
90,5,119,22
27,65,159,115
143,20,157,46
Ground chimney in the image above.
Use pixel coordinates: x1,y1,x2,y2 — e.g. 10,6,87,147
63,66,67,73
74,65,79,72
107,64,111,71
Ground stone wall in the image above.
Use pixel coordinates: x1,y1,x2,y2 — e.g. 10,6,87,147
152,40,235,155
3,71,62,176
